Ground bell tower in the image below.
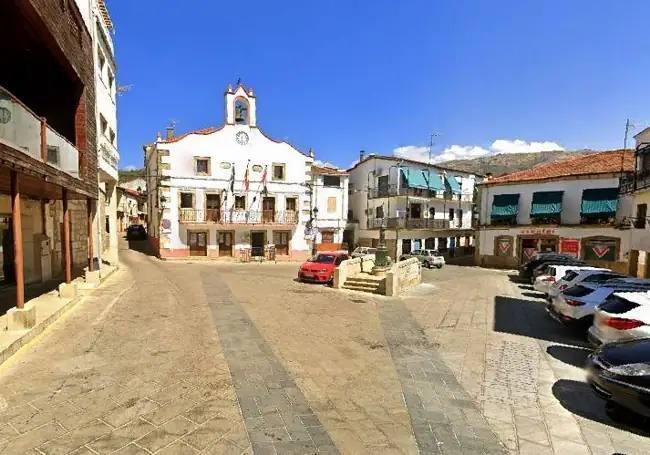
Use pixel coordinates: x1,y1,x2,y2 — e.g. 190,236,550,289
225,81,257,127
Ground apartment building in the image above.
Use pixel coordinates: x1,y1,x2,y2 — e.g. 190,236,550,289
347,153,478,259
144,82,346,260
310,165,350,250
476,150,634,272
0,0,99,311
623,127,650,277
75,0,120,265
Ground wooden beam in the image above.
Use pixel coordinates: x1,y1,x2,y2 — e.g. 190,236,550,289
10,171,24,309
63,189,72,284
87,198,94,271
40,117,47,161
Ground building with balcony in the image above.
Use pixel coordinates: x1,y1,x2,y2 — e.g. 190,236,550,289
623,127,650,278
144,82,342,260
347,153,478,259
75,0,120,265
0,0,99,313
475,150,635,272
117,186,147,232
310,165,350,251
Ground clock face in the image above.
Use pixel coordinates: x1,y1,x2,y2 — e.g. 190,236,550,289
235,131,249,145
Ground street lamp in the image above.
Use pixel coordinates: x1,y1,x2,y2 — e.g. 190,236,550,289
310,207,319,256
372,203,391,275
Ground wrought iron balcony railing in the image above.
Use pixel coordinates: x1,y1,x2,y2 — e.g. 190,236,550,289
179,209,299,225
367,217,451,230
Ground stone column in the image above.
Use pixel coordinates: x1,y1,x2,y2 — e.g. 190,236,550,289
63,189,72,283
10,171,24,309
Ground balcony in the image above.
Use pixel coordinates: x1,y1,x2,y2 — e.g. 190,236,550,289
368,184,463,201
367,217,450,230
179,209,299,225
99,141,119,179
0,85,79,178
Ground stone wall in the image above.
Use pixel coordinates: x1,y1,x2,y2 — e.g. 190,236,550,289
51,200,89,275
386,258,421,296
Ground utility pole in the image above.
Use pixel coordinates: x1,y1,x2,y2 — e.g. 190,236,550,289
622,118,635,176
428,132,440,165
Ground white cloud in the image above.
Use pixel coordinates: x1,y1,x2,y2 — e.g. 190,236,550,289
121,165,137,171
313,159,339,169
393,139,564,163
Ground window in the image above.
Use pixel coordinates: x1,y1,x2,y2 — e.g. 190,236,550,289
98,50,106,74
286,197,297,211
108,70,114,91
375,206,384,219
449,208,454,220
47,146,60,166
180,192,193,209
458,209,463,227
194,157,210,175
272,164,285,181
327,197,337,213
635,203,647,229
429,207,435,218
410,203,422,219
377,175,390,197
273,231,290,255
235,195,246,209
321,230,335,244
105,215,110,233
108,128,116,145
323,175,341,187
99,115,108,136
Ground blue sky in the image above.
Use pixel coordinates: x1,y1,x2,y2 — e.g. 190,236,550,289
112,0,650,170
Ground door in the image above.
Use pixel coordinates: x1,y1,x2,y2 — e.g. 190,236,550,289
320,230,334,244
402,239,412,255
0,215,14,283
206,194,221,222
342,229,354,251
218,231,233,256
262,197,275,223
251,231,265,256
189,231,207,256
273,231,290,256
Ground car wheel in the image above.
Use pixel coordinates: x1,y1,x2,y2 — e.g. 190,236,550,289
436,264,443,269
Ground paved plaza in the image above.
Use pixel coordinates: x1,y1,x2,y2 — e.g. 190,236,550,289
0,242,647,454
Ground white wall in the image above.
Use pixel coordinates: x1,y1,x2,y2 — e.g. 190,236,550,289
479,176,629,225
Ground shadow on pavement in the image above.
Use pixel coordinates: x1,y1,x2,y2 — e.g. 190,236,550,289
493,296,589,347
521,291,546,299
547,344,592,368
507,273,526,283
553,379,650,438
126,238,156,257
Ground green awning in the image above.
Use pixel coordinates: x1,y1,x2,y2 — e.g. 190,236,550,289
425,171,445,191
400,168,429,189
492,194,520,218
445,175,462,194
530,191,563,216
581,188,619,215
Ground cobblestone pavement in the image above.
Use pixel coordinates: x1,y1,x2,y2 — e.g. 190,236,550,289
0,241,647,454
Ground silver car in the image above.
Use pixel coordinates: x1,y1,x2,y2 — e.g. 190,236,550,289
400,249,445,269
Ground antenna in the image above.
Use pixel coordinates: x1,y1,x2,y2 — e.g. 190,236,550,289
622,118,636,174
429,132,441,164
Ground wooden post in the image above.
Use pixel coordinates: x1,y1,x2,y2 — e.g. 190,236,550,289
87,198,94,271
10,171,24,309
40,117,47,161
63,189,72,283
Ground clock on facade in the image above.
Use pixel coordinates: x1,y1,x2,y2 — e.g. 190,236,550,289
235,131,249,145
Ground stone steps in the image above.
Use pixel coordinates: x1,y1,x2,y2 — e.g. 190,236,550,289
342,275,385,294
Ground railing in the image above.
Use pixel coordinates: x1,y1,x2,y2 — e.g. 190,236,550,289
367,217,450,229
179,209,299,225
0,85,80,178
368,184,466,201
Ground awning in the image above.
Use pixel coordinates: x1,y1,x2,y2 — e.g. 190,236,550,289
425,171,445,191
445,175,462,194
491,194,520,218
581,188,619,215
530,191,563,217
400,168,429,189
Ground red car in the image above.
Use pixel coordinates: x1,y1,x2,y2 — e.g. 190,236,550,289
298,252,349,284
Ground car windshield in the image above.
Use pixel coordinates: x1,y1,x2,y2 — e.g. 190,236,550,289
310,254,336,264
562,271,579,281
563,285,594,297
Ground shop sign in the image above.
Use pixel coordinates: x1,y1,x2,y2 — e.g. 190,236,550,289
560,238,580,257
523,247,538,260
495,236,513,256
520,228,556,235
583,238,618,262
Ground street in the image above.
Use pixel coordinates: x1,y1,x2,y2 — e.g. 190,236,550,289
0,242,647,454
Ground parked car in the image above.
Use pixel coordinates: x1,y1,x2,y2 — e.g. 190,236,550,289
548,268,621,300
519,253,577,281
399,249,445,268
548,281,650,327
587,338,650,419
350,246,377,258
531,259,587,284
126,224,147,240
588,291,650,346
533,265,601,295
298,252,349,285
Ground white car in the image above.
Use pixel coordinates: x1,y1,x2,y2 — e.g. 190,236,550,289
548,281,650,325
534,265,602,295
588,291,650,346
350,246,377,258
548,268,615,299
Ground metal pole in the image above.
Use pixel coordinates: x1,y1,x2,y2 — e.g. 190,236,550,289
87,197,94,271
11,171,24,309
63,189,72,283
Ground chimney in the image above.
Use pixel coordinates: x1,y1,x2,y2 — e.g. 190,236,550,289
166,126,174,140
359,150,366,162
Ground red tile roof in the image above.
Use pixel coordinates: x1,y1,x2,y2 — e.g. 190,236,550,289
312,165,348,175
481,150,634,185
158,126,223,144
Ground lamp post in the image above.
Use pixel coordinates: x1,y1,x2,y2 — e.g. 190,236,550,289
372,204,391,275
311,207,319,256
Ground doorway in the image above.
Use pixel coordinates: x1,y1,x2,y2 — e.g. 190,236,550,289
206,194,221,222
188,231,207,256
218,231,233,257
1,215,14,284
251,231,265,257
402,239,412,255
262,197,275,223
273,231,290,256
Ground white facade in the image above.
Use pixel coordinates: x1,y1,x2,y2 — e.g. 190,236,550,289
347,154,477,258
76,0,119,265
476,172,634,271
145,83,348,260
310,168,349,247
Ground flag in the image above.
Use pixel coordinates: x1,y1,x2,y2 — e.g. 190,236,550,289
243,160,250,192
229,164,235,193
261,165,268,195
